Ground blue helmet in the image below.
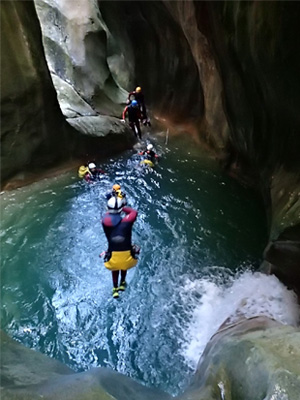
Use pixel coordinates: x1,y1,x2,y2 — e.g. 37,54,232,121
131,100,138,107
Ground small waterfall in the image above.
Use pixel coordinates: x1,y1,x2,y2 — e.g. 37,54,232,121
180,271,299,370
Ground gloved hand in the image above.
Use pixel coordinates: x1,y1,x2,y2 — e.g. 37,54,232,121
120,119,125,123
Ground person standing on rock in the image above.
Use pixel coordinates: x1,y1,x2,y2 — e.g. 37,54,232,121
121,100,142,139
101,197,140,298
127,86,151,126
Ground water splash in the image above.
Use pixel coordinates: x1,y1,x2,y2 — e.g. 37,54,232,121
180,271,300,370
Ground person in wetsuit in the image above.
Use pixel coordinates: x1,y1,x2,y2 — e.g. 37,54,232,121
83,163,106,183
102,197,139,298
139,144,159,164
121,100,142,139
127,86,150,126
105,184,127,206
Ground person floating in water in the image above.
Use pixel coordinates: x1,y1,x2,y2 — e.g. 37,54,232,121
121,100,142,139
139,144,159,167
106,184,127,206
78,163,105,183
101,197,140,298
127,86,151,126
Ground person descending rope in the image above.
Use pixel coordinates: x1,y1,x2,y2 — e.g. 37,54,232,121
78,163,105,183
139,144,159,168
101,197,140,298
128,86,151,126
121,100,142,139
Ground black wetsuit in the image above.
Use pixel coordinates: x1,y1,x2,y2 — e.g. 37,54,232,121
122,105,142,138
84,168,105,182
139,150,158,163
102,207,138,287
128,91,147,120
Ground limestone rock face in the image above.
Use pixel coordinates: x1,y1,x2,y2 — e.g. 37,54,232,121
1,330,172,400
0,0,136,187
199,2,300,293
179,317,300,400
3,318,300,400
66,115,132,138
51,74,97,118
34,0,216,130
0,1,69,183
162,0,229,149
34,0,129,119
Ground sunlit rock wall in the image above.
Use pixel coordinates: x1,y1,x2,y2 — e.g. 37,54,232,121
0,0,135,187
33,0,134,141
34,0,209,139
0,0,69,183
34,0,129,118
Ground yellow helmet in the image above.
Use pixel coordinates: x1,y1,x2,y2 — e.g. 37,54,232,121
112,184,121,191
135,86,142,93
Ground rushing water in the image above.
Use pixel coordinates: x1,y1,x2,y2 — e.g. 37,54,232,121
1,132,299,396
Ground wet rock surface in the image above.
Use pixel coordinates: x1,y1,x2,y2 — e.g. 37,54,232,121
180,317,300,400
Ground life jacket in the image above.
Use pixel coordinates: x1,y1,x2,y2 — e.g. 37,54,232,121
140,159,154,168
78,166,89,179
114,189,125,199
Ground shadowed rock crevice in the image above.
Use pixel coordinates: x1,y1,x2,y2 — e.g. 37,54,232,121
99,0,205,124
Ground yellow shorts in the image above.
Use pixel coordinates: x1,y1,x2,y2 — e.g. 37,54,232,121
104,250,138,271
140,159,154,168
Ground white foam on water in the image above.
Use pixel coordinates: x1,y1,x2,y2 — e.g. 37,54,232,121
180,271,300,370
